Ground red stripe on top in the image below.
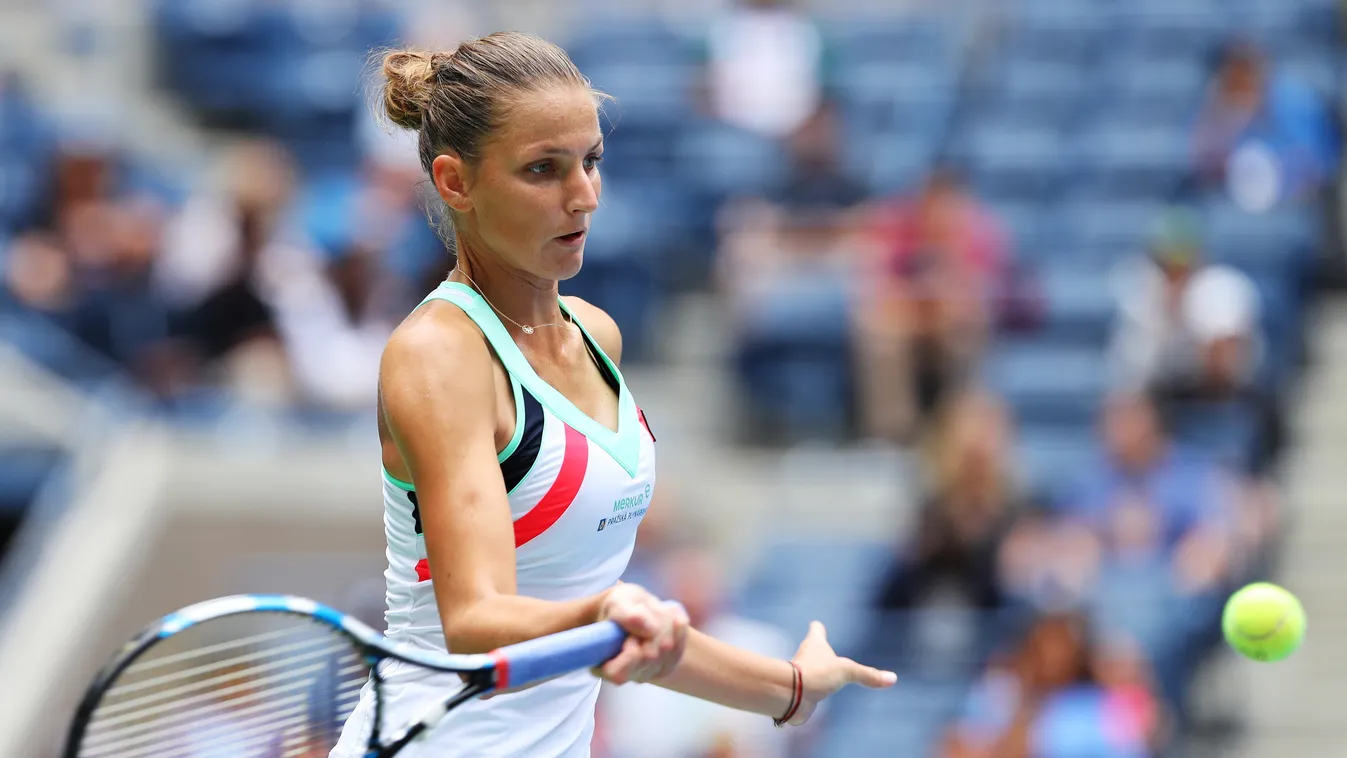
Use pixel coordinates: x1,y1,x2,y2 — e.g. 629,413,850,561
412,424,589,583
513,424,589,547
490,650,511,690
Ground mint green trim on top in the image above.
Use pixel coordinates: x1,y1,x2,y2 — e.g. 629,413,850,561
498,374,526,464
420,282,641,477
382,467,415,491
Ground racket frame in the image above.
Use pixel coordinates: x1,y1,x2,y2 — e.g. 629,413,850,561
62,593,614,758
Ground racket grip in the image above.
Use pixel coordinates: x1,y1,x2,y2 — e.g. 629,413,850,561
490,620,626,689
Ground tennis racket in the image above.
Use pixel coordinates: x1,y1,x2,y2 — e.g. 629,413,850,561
63,593,631,758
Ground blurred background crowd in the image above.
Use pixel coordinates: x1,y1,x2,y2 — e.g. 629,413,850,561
2,0,1344,756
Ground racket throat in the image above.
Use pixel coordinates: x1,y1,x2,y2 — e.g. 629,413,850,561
371,677,492,758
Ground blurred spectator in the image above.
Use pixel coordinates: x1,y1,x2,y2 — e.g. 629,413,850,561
74,195,192,396
1108,208,1263,402
1015,393,1247,713
716,104,863,324
941,614,1164,758
181,193,294,408
874,391,1022,614
269,244,396,411
154,140,333,407
1192,40,1339,209
154,140,307,309
700,0,825,139
597,545,796,758
3,233,76,322
854,168,1010,444
716,102,866,441
766,102,866,212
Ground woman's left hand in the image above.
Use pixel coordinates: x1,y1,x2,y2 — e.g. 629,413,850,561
787,621,898,726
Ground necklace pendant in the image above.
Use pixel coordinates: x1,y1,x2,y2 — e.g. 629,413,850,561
522,325,535,335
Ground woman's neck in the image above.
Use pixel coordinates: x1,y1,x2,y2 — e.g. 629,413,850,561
450,240,565,335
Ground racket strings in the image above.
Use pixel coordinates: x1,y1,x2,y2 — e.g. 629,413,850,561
96,636,353,716
76,614,372,758
83,655,365,751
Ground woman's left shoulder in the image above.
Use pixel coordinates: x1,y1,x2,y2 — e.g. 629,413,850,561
562,295,623,365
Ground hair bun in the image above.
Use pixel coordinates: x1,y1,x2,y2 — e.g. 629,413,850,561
381,50,439,130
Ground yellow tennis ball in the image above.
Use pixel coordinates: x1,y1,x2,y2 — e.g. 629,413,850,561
1222,582,1306,662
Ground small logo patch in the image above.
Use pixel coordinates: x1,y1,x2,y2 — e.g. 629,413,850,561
597,519,607,531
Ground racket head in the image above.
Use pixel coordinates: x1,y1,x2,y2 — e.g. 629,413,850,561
62,595,392,758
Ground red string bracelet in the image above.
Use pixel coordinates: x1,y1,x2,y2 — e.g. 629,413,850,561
774,661,803,728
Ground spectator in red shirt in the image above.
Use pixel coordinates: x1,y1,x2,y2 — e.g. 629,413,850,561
853,167,1010,444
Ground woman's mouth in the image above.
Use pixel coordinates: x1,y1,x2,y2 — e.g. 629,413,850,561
556,230,586,246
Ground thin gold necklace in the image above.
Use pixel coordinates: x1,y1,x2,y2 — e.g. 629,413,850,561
450,269,571,335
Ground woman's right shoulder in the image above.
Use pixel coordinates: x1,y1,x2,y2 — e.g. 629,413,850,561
381,301,493,385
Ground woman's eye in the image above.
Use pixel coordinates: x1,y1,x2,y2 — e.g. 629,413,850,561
584,154,604,170
528,162,553,175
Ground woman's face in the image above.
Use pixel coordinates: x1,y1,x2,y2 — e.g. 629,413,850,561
434,86,603,282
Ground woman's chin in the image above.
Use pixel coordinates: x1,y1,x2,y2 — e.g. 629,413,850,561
546,246,586,281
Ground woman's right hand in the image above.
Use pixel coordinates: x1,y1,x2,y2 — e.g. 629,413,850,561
595,582,689,685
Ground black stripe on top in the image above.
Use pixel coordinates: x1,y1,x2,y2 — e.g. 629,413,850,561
576,325,620,394
404,384,544,536
500,385,545,494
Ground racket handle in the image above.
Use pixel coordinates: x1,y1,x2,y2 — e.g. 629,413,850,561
490,620,626,689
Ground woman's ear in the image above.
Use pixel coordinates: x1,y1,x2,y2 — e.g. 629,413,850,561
432,153,473,213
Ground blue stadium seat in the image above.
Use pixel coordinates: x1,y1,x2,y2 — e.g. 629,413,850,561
853,136,934,196
816,678,969,757
1056,200,1165,262
587,61,696,129
1097,58,1206,124
737,538,892,648
1232,0,1309,56
964,126,1068,201
563,18,690,69
1202,200,1317,280
739,539,891,601
825,14,961,68
1017,423,1102,498
1296,0,1345,50
1118,0,1232,55
1004,0,1113,61
985,200,1046,256
1072,124,1189,199
985,341,1109,426
673,122,787,199
1038,266,1117,344
732,294,855,442
833,61,957,141
987,59,1087,125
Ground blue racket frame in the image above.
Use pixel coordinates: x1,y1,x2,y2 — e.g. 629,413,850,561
64,593,628,758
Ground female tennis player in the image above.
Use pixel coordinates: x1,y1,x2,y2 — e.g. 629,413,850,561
332,31,896,757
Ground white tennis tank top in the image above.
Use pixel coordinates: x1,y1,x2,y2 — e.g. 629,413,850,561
332,282,657,758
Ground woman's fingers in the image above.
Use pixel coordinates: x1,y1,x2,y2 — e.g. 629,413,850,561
600,637,648,684
596,585,691,686
847,658,898,688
